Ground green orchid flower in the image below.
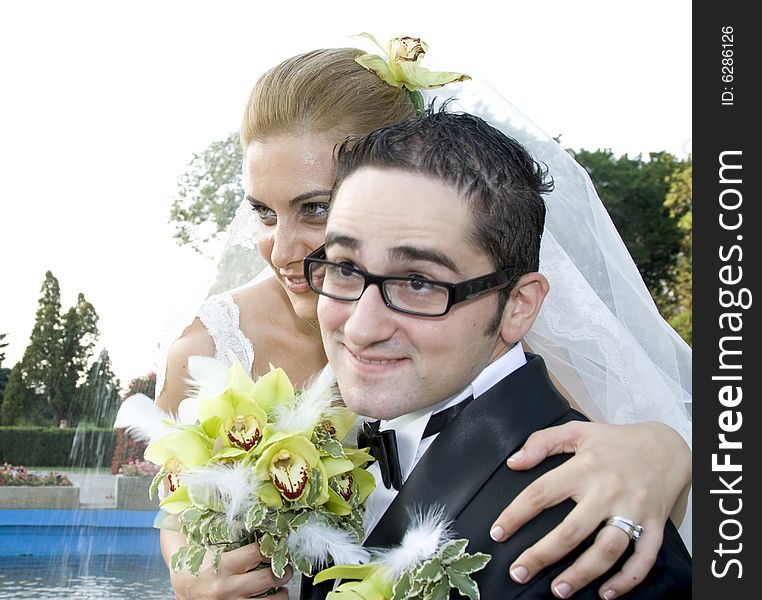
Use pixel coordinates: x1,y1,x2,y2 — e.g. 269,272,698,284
315,563,393,600
353,33,470,91
144,426,214,494
253,364,295,414
198,361,270,452
254,433,327,505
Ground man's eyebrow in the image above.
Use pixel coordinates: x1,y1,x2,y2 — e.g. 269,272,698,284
324,232,360,251
389,246,461,276
246,189,332,207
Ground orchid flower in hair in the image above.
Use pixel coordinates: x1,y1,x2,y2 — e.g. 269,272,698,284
353,33,470,91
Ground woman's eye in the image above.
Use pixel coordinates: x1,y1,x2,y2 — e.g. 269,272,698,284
252,204,276,224
303,202,329,219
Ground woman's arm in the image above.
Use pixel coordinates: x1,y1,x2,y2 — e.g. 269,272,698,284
156,324,294,598
155,319,217,417
490,421,691,599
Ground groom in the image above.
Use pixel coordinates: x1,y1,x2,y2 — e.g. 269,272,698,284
303,109,691,598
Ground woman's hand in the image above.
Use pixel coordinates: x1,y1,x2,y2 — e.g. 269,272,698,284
162,530,292,599
489,421,691,599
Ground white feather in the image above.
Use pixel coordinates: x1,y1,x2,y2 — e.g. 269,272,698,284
377,505,453,578
183,463,261,528
185,355,229,402
113,393,175,443
287,514,370,568
271,367,336,434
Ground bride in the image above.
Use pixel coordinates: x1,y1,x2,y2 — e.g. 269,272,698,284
154,38,691,600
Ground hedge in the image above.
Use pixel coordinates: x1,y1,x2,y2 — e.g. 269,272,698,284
0,426,116,468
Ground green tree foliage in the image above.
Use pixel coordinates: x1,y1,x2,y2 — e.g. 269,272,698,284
0,334,8,409
572,150,684,311
52,294,100,424
78,348,122,428
1,272,102,425
1,365,37,425
19,271,63,412
662,159,692,345
169,131,244,252
0,333,7,367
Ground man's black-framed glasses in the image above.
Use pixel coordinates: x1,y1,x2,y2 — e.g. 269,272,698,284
303,245,518,317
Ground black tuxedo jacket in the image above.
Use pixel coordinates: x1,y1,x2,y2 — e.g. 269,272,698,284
303,354,691,598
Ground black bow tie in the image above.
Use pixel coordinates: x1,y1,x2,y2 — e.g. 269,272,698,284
358,396,475,491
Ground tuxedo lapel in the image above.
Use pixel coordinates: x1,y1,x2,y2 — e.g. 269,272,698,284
364,354,569,548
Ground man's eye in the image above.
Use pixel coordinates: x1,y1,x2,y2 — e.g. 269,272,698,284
338,262,356,277
408,277,434,293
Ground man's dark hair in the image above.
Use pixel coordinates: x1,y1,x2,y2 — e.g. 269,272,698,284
332,107,553,283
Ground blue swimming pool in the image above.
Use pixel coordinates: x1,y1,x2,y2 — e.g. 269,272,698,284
0,509,171,598
0,554,174,598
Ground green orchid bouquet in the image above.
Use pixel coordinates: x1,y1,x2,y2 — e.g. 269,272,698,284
135,357,375,578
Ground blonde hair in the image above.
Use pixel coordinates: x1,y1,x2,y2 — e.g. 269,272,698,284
240,48,416,147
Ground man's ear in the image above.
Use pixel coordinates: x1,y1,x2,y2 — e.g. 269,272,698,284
497,272,549,345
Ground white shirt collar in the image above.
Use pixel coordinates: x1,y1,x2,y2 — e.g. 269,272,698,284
363,344,526,536
378,343,527,482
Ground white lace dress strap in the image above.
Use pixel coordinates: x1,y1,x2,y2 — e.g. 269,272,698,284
197,293,255,373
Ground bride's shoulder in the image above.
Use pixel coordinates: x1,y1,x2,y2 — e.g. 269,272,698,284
232,275,282,309
156,318,216,415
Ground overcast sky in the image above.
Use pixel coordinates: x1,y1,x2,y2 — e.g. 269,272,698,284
0,0,691,386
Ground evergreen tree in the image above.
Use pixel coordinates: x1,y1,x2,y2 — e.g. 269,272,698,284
0,367,9,411
1,364,38,425
3,273,103,425
78,348,121,427
52,293,100,425
0,333,7,367
23,271,63,399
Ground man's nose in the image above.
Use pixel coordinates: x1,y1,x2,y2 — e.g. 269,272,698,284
342,282,396,347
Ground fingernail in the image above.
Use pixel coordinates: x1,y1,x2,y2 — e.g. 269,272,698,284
553,582,573,598
603,589,618,599
507,449,524,463
510,565,528,583
490,525,505,541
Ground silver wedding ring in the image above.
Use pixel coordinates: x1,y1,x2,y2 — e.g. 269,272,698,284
605,515,644,541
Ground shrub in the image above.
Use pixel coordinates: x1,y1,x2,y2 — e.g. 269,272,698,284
0,426,116,467
0,463,72,486
118,459,159,477
109,428,148,474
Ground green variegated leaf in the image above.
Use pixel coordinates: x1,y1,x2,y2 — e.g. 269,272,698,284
246,502,267,530
427,577,451,600
291,552,313,577
275,513,290,537
271,547,288,578
211,546,224,573
416,557,443,582
320,438,345,458
438,538,469,563
448,552,491,575
170,545,190,573
290,510,311,530
391,571,412,600
187,545,207,577
446,570,480,600
259,533,275,557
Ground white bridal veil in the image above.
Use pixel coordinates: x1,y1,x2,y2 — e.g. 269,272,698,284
164,76,692,445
